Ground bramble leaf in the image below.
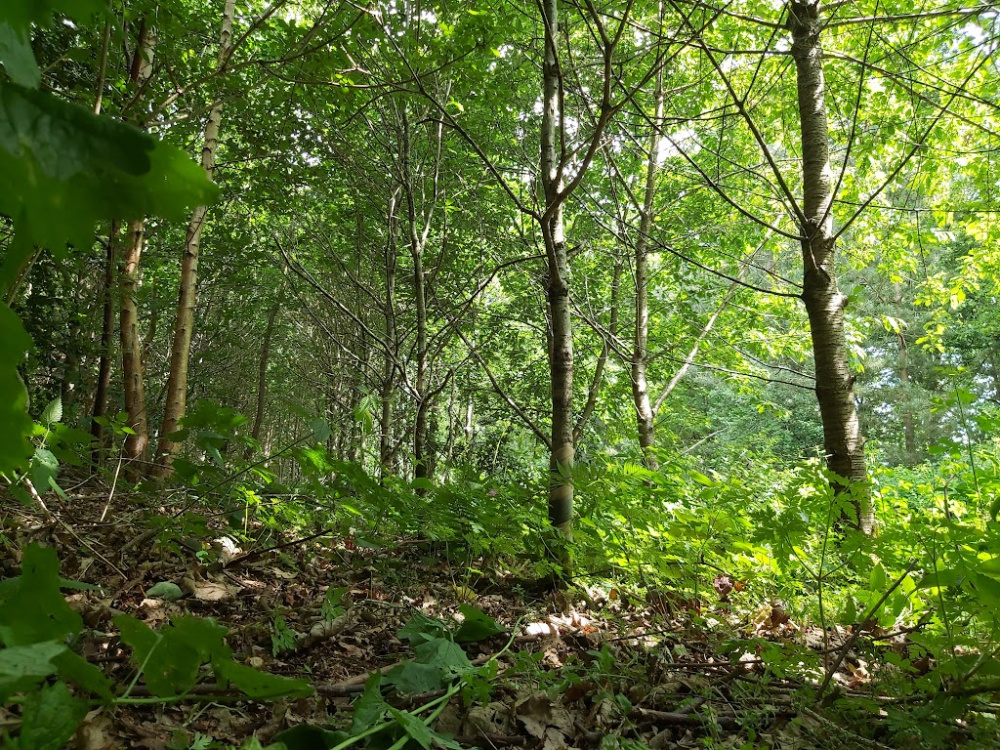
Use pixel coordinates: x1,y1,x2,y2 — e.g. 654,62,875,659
214,660,313,700
17,682,87,750
453,605,504,643
0,544,82,647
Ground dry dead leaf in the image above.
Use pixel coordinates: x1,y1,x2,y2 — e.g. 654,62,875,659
181,577,235,602
514,692,574,739
75,711,116,750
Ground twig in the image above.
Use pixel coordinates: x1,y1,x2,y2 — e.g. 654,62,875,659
815,560,917,702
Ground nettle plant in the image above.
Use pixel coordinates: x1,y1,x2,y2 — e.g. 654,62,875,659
0,545,310,749
0,544,511,750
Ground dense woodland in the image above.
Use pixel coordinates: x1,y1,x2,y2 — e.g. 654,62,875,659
2,0,1000,748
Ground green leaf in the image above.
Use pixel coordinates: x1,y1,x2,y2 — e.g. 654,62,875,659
0,23,39,87
388,708,434,750
17,682,87,750
915,568,960,590
271,724,349,750
0,641,65,699
170,616,230,662
0,82,220,260
414,638,473,675
114,615,201,697
310,418,332,444
350,674,388,732
30,448,59,494
214,660,313,700
0,306,32,473
51,648,114,701
453,605,505,643
386,661,443,693
397,612,449,646
39,397,62,426
0,544,82,647
57,577,102,592
145,582,184,601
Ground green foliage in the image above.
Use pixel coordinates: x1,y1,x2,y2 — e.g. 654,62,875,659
0,0,218,475
0,544,311,746
272,608,507,750
321,587,349,622
270,615,297,657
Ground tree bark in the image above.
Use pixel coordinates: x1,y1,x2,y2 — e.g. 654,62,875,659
789,1,872,533
402,110,431,484
540,0,574,540
155,0,236,474
120,219,150,463
247,271,285,456
90,221,119,460
576,260,621,441
632,60,665,470
379,192,400,478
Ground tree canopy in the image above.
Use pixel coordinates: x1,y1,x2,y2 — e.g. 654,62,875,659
3,1,1000,747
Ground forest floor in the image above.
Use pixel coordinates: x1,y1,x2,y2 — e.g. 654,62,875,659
1,481,948,750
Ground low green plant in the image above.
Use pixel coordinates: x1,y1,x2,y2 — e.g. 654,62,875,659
271,606,512,750
1,396,84,508
0,544,311,748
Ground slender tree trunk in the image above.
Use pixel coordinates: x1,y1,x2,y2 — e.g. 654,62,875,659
379,193,400,478
90,221,119,460
576,260,621,440
120,219,150,463
412,239,430,482
155,0,236,474
540,0,574,540
402,112,431,483
464,393,474,446
246,275,285,457
897,330,916,459
632,62,665,469
790,0,871,533
59,263,87,411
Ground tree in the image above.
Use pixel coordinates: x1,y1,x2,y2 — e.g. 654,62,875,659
155,0,237,474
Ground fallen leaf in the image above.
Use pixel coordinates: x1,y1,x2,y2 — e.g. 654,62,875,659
181,578,234,602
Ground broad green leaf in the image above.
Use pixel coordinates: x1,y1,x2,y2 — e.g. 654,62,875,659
17,682,87,750
0,544,82,647
413,638,473,675
0,23,38,87
170,616,230,662
30,449,59,495
350,673,388,732
386,660,443,694
0,305,32,473
397,612,449,646
388,708,434,750
115,615,201,697
213,660,313,700
0,0,105,88
145,581,184,601
453,604,505,643
0,641,65,699
271,724,349,750
39,396,62,426
51,648,113,701
0,82,220,261
310,418,332,444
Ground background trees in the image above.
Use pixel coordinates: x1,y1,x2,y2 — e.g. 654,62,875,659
2,0,998,533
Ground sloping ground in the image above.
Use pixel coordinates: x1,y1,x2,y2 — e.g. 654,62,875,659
0,482,994,750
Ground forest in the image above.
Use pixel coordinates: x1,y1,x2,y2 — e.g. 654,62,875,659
1,0,1000,747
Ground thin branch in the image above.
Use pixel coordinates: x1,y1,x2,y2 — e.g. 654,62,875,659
825,5,995,29
836,51,992,240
